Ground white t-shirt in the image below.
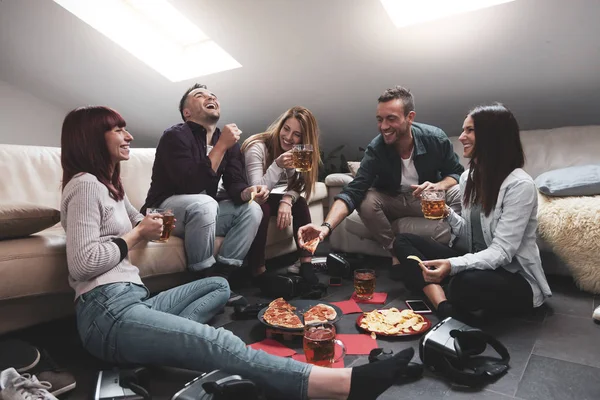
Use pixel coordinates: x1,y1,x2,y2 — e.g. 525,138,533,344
401,154,419,192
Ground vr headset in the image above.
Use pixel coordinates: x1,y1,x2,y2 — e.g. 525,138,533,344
326,253,352,278
94,368,150,400
419,318,510,387
171,370,264,400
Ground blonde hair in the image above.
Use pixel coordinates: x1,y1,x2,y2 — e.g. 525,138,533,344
242,106,321,200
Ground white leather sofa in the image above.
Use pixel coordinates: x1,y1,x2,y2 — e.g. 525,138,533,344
325,125,600,276
0,144,326,334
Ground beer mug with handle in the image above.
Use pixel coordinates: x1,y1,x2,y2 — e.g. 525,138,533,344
303,322,346,367
291,144,313,172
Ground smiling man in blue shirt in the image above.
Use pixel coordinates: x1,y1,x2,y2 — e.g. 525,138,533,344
299,86,464,270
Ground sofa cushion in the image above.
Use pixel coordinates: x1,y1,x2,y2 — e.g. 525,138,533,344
347,161,360,177
324,173,353,187
0,203,60,240
0,225,187,301
309,182,328,204
535,165,600,197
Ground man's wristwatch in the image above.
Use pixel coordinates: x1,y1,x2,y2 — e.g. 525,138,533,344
321,222,333,236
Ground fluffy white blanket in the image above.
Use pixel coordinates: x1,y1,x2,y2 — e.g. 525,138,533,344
537,193,600,293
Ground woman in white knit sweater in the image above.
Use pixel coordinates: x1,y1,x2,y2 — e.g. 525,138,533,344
60,106,415,400
241,106,322,288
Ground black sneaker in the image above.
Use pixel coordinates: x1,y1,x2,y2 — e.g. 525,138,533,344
30,350,76,397
0,339,40,373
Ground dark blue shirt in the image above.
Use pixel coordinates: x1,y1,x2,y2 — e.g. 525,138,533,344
142,121,248,213
335,122,464,213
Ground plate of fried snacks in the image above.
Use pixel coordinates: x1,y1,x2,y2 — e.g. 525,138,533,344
356,308,431,337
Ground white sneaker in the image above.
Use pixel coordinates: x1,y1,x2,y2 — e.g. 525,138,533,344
0,368,58,400
593,305,600,322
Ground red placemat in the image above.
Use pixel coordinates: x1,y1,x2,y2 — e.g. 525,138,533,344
351,292,388,304
248,339,296,357
331,299,363,314
336,334,378,355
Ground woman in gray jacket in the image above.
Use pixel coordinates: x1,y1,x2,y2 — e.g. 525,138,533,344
393,103,552,320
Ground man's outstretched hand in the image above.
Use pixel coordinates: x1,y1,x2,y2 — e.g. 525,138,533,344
298,223,329,250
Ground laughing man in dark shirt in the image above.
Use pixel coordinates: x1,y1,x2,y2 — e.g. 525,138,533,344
298,86,464,277
142,84,269,306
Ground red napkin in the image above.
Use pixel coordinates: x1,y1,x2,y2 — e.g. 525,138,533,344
336,334,378,355
331,299,363,314
292,353,345,368
248,339,296,357
351,292,388,304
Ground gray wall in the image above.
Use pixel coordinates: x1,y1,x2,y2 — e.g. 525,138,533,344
0,79,66,147
1,0,600,156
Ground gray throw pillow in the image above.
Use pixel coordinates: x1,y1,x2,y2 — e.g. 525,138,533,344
535,165,600,197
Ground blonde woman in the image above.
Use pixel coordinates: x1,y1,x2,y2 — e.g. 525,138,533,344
241,106,322,288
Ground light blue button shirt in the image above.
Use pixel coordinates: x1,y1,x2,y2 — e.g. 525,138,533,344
446,168,552,307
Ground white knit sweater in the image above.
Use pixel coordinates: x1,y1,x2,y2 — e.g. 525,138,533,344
244,142,300,201
61,173,144,299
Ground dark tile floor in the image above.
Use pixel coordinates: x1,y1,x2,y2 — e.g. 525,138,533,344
2,245,600,400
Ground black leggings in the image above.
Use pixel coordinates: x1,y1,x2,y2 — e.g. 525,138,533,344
393,233,534,314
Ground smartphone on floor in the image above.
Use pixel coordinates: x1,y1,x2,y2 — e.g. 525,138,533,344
405,300,433,314
329,277,343,286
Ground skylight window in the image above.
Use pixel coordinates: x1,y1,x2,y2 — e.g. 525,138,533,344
54,0,242,82
380,0,517,28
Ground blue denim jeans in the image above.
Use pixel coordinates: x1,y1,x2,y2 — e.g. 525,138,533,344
75,279,311,399
160,194,263,271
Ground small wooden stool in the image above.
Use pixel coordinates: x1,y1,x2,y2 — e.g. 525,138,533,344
265,327,304,341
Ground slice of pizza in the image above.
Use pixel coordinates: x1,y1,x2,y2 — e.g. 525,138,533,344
315,304,337,320
281,312,304,329
264,308,303,329
263,308,288,327
303,237,320,254
268,297,296,312
304,304,337,324
304,309,327,324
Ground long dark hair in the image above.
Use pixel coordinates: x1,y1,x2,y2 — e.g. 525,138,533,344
61,106,126,200
463,103,525,216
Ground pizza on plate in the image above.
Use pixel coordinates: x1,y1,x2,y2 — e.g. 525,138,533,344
304,304,338,324
303,237,320,254
263,297,303,329
268,297,296,312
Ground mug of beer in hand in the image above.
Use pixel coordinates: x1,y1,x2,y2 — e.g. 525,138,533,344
303,322,346,367
292,144,313,172
146,208,175,242
421,189,446,220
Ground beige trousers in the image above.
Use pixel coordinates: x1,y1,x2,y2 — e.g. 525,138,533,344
358,185,461,250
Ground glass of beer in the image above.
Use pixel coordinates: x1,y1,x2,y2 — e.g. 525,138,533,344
354,268,376,300
303,322,346,367
146,208,175,243
292,144,313,172
421,189,446,220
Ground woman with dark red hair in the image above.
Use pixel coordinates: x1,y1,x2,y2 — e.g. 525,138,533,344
60,106,415,400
